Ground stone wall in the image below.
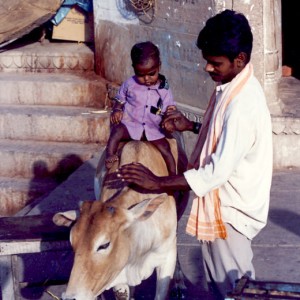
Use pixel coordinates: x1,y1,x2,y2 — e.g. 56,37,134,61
93,0,282,157
93,0,215,113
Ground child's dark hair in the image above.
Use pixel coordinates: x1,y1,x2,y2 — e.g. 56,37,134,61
197,9,253,63
131,41,160,66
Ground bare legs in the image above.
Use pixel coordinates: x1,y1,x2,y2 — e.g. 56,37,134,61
106,125,176,175
151,138,177,175
106,123,131,168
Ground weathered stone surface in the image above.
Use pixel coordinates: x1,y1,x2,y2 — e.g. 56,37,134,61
93,1,300,169
0,0,62,45
0,139,101,178
0,177,58,216
0,42,95,73
93,0,214,111
93,0,285,116
0,40,110,216
0,72,107,107
0,104,110,143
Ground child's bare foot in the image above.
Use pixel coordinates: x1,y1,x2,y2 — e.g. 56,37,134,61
105,154,119,169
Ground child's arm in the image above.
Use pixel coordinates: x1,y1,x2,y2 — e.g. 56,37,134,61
110,102,124,124
110,80,127,124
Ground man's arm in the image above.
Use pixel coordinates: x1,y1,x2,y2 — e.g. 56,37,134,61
115,163,191,192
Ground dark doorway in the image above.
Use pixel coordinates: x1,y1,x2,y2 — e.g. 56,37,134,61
282,0,300,79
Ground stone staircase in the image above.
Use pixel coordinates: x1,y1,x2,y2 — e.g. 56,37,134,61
0,37,299,217
0,40,111,216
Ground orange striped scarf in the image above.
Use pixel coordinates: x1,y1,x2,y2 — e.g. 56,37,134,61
186,63,253,241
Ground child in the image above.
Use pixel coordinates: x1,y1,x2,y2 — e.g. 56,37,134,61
105,41,177,175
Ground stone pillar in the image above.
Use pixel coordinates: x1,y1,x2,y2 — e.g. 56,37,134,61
213,0,282,116
263,0,282,115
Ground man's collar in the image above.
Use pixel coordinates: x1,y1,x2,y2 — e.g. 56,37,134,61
216,81,230,93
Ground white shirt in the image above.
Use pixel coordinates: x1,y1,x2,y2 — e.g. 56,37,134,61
184,75,273,240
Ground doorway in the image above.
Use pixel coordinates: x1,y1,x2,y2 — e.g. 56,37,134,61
282,0,300,79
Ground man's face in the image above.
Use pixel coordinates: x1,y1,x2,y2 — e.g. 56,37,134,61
202,54,240,84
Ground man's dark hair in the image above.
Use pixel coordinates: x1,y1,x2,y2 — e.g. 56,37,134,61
197,9,253,62
131,41,160,66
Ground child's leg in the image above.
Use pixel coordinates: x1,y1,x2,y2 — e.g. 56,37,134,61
106,123,130,168
151,138,177,175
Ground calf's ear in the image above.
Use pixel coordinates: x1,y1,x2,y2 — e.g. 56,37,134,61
128,193,168,221
53,210,79,227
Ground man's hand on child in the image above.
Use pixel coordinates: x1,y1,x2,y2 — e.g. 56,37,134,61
162,105,192,132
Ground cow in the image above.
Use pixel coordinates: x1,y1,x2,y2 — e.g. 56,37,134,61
53,138,185,300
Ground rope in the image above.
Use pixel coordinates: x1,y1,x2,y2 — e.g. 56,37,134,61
129,0,156,19
46,290,61,300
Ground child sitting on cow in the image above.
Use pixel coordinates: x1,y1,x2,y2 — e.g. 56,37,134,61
105,41,177,175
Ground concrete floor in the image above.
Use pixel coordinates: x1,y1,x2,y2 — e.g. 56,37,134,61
10,161,300,300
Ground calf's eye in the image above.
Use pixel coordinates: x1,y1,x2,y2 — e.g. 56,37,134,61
97,242,110,252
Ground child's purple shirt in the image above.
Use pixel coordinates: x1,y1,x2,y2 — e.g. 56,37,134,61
115,75,176,141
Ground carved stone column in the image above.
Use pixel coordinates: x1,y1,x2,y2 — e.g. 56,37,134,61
212,0,282,115
263,0,282,115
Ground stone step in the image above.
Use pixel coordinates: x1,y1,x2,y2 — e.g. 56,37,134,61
273,77,300,169
0,72,108,107
0,104,110,143
0,139,102,178
15,151,103,218
0,143,106,217
0,177,58,216
272,116,300,169
0,41,95,73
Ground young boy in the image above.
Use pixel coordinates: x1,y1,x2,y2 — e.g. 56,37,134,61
105,41,177,175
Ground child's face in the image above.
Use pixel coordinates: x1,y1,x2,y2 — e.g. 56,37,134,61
133,58,160,86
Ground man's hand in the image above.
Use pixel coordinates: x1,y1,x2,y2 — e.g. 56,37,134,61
104,162,190,192
116,162,161,191
162,105,194,132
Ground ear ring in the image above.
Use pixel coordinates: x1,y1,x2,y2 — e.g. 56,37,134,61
237,59,244,68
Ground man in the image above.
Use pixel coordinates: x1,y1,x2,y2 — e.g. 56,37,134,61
111,9,273,299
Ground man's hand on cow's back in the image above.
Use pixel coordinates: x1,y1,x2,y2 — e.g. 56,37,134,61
162,105,194,133
109,162,191,193
116,163,161,191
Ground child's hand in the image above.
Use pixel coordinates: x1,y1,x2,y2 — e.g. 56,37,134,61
162,105,191,132
165,105,177,115
110,110,123,124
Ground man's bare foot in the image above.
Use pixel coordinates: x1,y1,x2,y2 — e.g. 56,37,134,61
105,154,119,169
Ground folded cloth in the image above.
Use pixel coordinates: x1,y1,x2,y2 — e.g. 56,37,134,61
186,63,253,241
51,0,93,26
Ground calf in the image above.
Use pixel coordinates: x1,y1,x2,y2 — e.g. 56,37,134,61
53,140,178,300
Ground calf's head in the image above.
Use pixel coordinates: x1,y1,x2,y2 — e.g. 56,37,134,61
53,193,168,300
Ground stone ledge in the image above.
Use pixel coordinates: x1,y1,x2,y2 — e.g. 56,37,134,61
177,102,205,123
272,115,300,135
0,42,94,73
177,102,300,168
